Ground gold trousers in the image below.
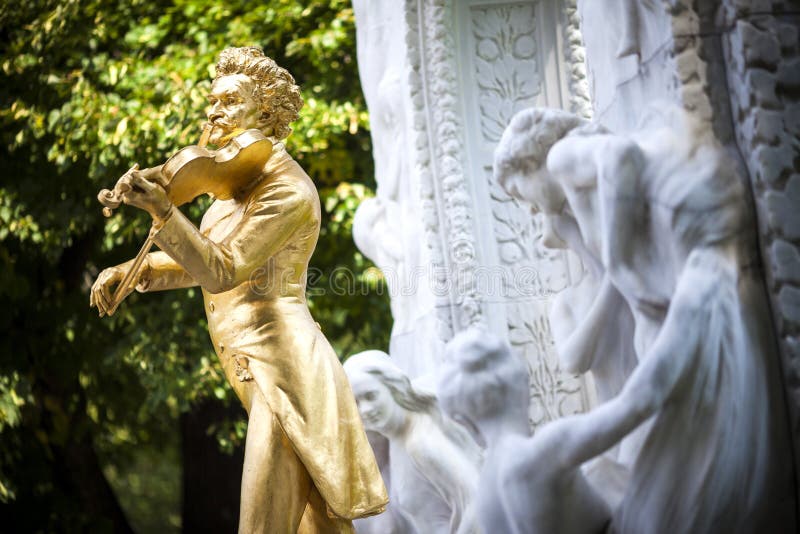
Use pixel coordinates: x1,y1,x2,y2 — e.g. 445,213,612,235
239,388,355,534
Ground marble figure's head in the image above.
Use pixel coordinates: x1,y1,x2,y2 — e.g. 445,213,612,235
494,108,586,213
344,351,437,436
438,328,529,431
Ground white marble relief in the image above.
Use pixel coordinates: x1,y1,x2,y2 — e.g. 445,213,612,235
471,3,541,144
491,105,792,533
458,0,594,427
495,108,641,460
438,328,619,534
345,351,483,534
352,0,444,377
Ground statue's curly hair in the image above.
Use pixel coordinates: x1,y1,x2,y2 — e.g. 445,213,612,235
214,46,303,140
493,108,589,194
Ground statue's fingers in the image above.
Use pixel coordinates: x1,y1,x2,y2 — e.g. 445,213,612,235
95,292,107,315
94,291,107,316
121,190,143,208
139,177,159,193
134,172,164,195
116,175,132,193
90,279,104,307
99,283,113,312
128,171,150,189
101,279,113,301
90,285,103,309
151,171,168,188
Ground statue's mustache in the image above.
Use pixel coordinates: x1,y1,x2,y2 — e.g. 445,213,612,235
207,115,235,130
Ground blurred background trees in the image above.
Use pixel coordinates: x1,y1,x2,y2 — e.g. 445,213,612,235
0,0,391,531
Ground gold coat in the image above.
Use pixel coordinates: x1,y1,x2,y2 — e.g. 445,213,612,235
138,143,388,520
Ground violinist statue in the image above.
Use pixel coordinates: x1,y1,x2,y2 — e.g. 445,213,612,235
90,46,388,533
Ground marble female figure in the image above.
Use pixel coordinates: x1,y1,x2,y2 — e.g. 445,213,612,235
494,109,639,457
437,328,614,534
496,106,795,533
91,46,387,533
344,351,482,534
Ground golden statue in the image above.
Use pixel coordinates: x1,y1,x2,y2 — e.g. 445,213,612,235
90,46,388,533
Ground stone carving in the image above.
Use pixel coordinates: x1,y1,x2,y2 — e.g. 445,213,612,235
615,0,662,59
580,0,800,511
563,0,592,119
489,168,596,424
717,2,800,492
354,431,419,534
468,1,570,291
495,108,641,460
471,3,541,143
461,0,593,427
352,196,443,376
404,0,484,335
353,1,800,530
511,309,593,428
344,351,483,534
577,0,674,130
402,0,454,341
493,105,795,532
486,171,591,429
403,0,595,345
438,328,620,534
352,0,445,377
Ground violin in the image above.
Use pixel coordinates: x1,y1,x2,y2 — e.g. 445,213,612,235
97,125,273,315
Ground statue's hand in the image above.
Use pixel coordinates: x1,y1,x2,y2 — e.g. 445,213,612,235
90,265,133,317
117,167,172,222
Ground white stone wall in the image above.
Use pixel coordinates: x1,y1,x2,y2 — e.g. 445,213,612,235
355,0,596,426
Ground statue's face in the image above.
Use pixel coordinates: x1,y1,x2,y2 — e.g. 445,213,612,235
502,169,540,210
206,74,265,145
350,373,401,435
502,166,565,215
502,167,568,249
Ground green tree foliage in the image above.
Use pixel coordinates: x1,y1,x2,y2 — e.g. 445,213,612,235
0,0,391,530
